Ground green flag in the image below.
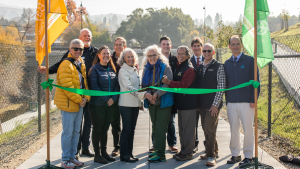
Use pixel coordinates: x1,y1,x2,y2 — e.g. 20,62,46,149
242,0,274,67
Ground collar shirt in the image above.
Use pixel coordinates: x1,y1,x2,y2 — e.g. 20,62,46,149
201,59,226,107
232,52,243,62
194,54,203,65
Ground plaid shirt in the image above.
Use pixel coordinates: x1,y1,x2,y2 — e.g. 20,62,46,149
202,59,226,107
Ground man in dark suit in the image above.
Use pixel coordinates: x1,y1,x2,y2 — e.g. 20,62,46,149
190,37,204,153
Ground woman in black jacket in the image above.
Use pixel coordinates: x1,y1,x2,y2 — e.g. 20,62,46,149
88,46,120,164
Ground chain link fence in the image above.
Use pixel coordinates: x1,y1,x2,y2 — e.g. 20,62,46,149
0,43,66,164
216,35,300,156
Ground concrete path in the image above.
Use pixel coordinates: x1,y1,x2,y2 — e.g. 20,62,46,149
18,109,286,169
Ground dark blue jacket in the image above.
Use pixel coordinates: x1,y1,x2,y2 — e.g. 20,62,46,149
88,63,120,106
224,53,260,103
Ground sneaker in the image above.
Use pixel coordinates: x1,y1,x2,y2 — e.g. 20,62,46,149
149,146,155,153
70,158,84,167
199,154,219,160
61,160,76,169
168,146,179,153
206,157,216,166
149,150,157,158
148,155,166,163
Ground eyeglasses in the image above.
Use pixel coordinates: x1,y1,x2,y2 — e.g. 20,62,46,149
147,54,157,58
71,47,83,52
203,50,212,53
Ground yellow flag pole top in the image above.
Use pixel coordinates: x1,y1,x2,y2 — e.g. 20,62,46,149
35,0,69,66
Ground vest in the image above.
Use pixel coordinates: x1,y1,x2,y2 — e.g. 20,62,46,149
197,59,223,109
173,59,197,110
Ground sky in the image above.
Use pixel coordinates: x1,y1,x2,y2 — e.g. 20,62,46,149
1,0,300,22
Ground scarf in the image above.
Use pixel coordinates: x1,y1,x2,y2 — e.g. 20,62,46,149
142,59,161,88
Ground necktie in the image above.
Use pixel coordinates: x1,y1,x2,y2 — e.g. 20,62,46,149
234,57,237,62
196,57,200,67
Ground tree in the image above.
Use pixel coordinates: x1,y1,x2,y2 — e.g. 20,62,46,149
214,13,220,31
280,9,290,30
205,15,213,28
11,8,35,43
115,7,194,47
65,0,88,24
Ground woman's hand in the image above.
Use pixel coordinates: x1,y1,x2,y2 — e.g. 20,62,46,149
80,98,87,107
145,93,152,101
150,93,157,104
107,98,114,106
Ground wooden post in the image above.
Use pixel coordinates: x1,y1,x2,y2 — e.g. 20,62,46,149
44,0,50,164
253,0,258,168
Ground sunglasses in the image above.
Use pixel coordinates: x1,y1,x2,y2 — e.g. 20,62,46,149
203,50,212,53
71,47,83,52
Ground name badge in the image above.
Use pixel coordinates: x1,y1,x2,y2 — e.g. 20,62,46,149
178,72,182,76
208,69,214,71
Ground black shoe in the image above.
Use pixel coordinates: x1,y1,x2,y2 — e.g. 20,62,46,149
102,151,116,162
193,147,198,154
120,156,137,162
82,149,95,157
239,158,253,166
94,153,108,164
111,147,120,156
129,154,139,161
203,140,206,153
227,155,242,164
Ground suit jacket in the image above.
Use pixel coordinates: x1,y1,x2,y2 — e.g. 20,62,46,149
190,55,204,70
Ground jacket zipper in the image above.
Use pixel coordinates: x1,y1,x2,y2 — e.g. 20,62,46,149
234,61,238,102
107,67,111,92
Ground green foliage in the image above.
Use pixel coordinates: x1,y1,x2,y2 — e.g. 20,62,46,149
215,20,242,48
115,7,194,47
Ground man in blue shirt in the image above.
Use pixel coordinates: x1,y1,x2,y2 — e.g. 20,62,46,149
224,35,260,166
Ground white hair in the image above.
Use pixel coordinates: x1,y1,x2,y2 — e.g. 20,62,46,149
203,43,215,51
141,45,170,68
69,39,84,48
117,48,139,66
80,28,92,37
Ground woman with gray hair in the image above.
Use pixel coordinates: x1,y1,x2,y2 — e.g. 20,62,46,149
142,45,174,162
117,48,150,162
162,45,197,161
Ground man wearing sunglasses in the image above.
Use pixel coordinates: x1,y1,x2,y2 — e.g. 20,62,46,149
190,37,204,154
196,43,225,166
37,28,97,159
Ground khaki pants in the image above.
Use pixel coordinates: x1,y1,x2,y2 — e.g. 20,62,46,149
227,103,254,159
199,107,219,157
178,109,197,156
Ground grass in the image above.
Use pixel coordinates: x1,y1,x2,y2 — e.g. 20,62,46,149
270,22,300,53
219,48,300,152
0,108,59,145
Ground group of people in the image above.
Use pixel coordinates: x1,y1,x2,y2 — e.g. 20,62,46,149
38,28,260,168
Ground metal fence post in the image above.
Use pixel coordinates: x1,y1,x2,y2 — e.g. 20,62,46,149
37,71,42,133
268,62,272,137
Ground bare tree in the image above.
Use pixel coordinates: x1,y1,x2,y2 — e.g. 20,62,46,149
11,8,35,43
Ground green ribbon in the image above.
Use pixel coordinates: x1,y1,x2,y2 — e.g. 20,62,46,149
41,79,260,96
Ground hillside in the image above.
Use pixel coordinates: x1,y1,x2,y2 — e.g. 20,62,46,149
270,22,300,37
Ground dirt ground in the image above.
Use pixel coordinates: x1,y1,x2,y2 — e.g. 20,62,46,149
219,109,300,169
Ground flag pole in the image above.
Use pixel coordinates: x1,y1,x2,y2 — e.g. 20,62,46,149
253,0,259,168
44,0,51,167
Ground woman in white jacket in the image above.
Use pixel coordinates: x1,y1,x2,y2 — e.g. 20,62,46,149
117,48,152,162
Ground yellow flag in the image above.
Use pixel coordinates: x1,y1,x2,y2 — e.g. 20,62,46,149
35,0,69,66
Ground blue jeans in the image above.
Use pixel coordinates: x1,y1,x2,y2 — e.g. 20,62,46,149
61,107,83,161
119,106,139,157
77,102,92,151
167,113,177,146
